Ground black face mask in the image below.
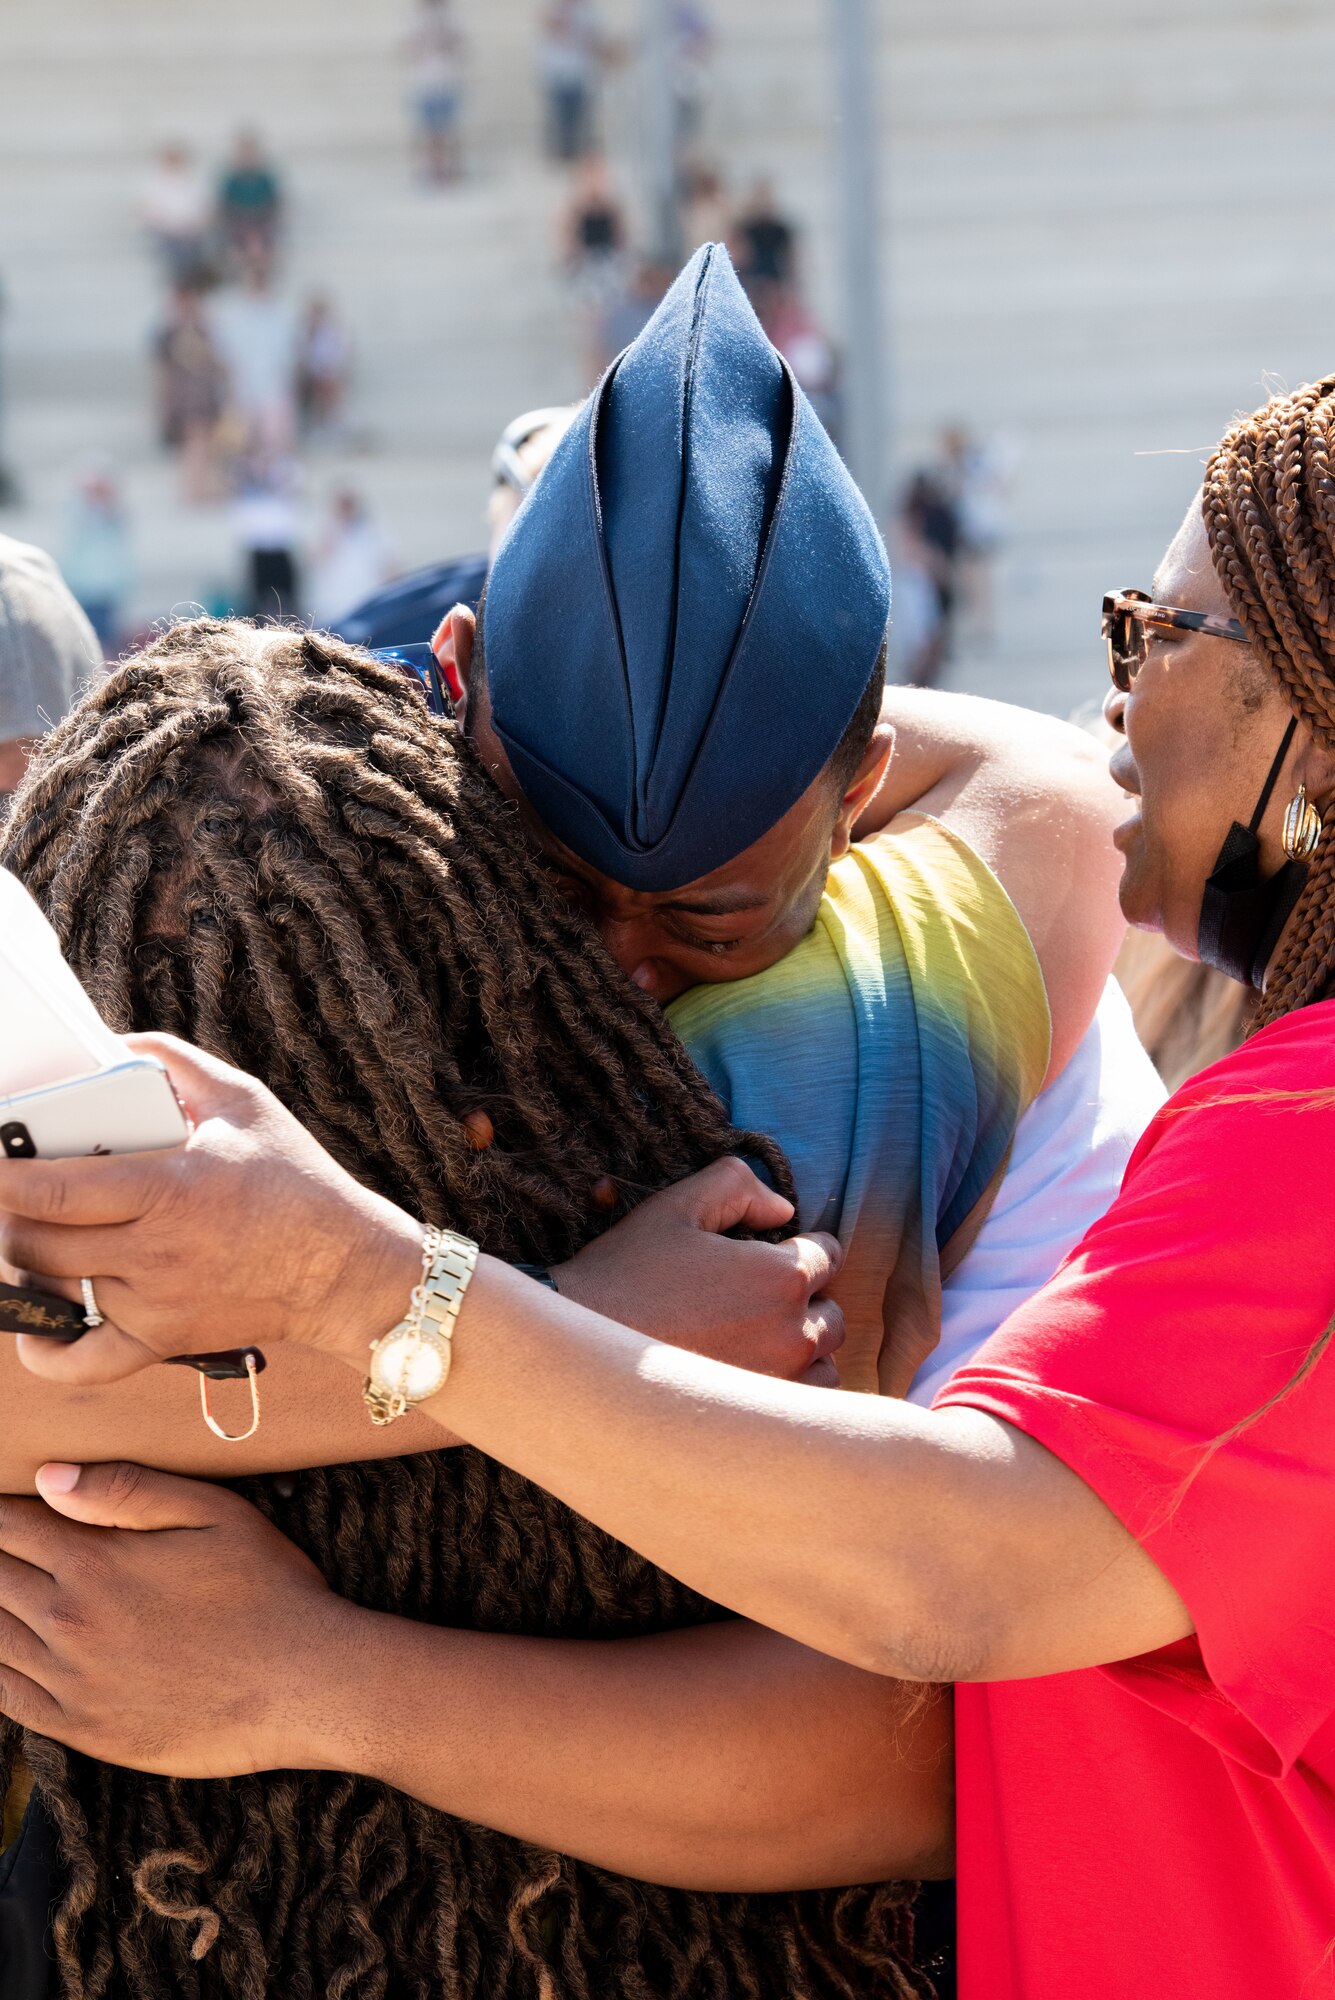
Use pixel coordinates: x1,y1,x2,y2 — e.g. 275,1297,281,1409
1198,714,1308,989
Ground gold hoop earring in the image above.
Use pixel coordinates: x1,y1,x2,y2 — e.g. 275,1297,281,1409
1282,784,1324,861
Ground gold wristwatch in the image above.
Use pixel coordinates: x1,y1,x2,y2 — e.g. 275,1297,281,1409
363,1225,479,1426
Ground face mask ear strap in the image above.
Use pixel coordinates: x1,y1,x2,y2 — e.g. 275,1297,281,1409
1248,715,1300,833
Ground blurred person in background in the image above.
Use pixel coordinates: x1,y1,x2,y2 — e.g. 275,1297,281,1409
335,404,576,654
297,293,352,437
599,259,672,368
762,282,839,439
485,402,578,561
308,489,394,630
899,466,962,688
733,176,797,295
0,532,100,804
885,530,946,691
537,0,605,163
670,0,714,150
234,452,300,620
404,0,467,185
217,129,284,266
59,461,131,655
153,285,227,502
560,153,629,381
935,425,1012,652
211,247,300,454
138,141,213,289
680,159,729,253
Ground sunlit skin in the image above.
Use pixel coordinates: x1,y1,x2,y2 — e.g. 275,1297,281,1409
1102,497,1335,971
435,604,894,1004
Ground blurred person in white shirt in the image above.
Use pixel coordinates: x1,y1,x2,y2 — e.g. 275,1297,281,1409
139,142,212,289
309,491,394,630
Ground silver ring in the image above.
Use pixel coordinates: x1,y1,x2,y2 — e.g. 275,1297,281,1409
80,1278,104,1328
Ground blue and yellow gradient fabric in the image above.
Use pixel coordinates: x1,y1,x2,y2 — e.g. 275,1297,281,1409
670,814,1050,1396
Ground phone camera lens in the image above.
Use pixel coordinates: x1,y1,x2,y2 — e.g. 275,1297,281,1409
0,1122,36,1158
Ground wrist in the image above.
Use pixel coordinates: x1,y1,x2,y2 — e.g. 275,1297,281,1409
286,1597,399,1776
317,1198,425,1375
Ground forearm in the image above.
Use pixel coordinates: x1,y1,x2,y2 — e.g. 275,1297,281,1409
331,1247,983,1679
0,1342,456,1491
327,1242,1184,1684
306,1606,953,1890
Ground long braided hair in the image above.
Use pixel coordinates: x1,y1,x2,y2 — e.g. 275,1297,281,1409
0,621,929,2000
1202,372,1335,1029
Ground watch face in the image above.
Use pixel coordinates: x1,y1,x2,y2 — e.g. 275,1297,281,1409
370,1325,448,1402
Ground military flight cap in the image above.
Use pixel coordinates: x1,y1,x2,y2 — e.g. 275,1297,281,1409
483,242,891,892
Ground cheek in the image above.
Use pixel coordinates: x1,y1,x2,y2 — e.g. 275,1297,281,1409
1127,699,1233,941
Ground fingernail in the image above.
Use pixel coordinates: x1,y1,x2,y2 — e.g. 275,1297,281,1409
37,1462,81,1493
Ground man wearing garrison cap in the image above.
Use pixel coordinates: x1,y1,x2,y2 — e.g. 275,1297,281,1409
435,245,1161,1396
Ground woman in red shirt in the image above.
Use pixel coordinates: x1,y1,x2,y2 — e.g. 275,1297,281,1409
6,377,1335,2000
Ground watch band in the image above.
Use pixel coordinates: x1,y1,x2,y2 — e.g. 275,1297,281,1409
364,1225,479,1426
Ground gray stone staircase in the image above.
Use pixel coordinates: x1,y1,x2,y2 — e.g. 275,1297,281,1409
2,0,1333,714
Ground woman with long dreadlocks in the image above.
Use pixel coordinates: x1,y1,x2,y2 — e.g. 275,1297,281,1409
0,616,965,1999
8,377,1335,2000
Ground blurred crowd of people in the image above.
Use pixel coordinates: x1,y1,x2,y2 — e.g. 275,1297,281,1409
130,133,366,635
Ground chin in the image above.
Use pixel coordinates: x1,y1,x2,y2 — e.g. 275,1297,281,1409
1115,855,1164,936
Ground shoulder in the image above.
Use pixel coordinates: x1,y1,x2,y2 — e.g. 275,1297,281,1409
856,814,1050,1097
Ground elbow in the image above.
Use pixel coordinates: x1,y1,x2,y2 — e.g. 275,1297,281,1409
838,1573,997,1688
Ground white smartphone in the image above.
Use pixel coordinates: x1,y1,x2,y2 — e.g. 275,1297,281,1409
0,1057,191,1161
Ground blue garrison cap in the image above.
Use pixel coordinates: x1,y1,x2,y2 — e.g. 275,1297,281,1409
483,243,890,892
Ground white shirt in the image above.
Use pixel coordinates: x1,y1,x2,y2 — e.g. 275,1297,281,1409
908,977,1166,1406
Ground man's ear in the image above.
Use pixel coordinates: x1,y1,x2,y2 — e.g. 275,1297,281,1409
431,604,476,712
831,721,896,859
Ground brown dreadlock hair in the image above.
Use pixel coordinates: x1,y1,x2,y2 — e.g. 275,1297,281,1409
1203,373,1335,1031
0,620,930,2000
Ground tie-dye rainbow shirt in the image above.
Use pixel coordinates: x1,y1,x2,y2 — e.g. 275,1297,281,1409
668,813,1050,1396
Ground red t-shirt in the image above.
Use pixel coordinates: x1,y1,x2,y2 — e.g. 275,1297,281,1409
935,1000,1335,2000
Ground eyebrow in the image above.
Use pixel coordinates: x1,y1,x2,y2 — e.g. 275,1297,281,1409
660,890,771,917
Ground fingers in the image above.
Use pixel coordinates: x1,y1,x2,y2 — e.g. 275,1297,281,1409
34,1461,235,1532
0,1662,62,1737
0,1153,166,1232
804,1297,846,1360
0,1495,71,1572
788,1231,844,1296
0,1548,56,1620
0,1217,142,1282
679,1158,796,1238
0,1605,49,1678
16,1320,161,1385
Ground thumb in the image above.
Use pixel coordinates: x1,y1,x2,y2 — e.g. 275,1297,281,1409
123,1030,257,1129
686,1157,796,1237
34,1460,231,1531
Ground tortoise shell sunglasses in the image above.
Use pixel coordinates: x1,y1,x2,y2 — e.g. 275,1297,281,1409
1102,589,1250,693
